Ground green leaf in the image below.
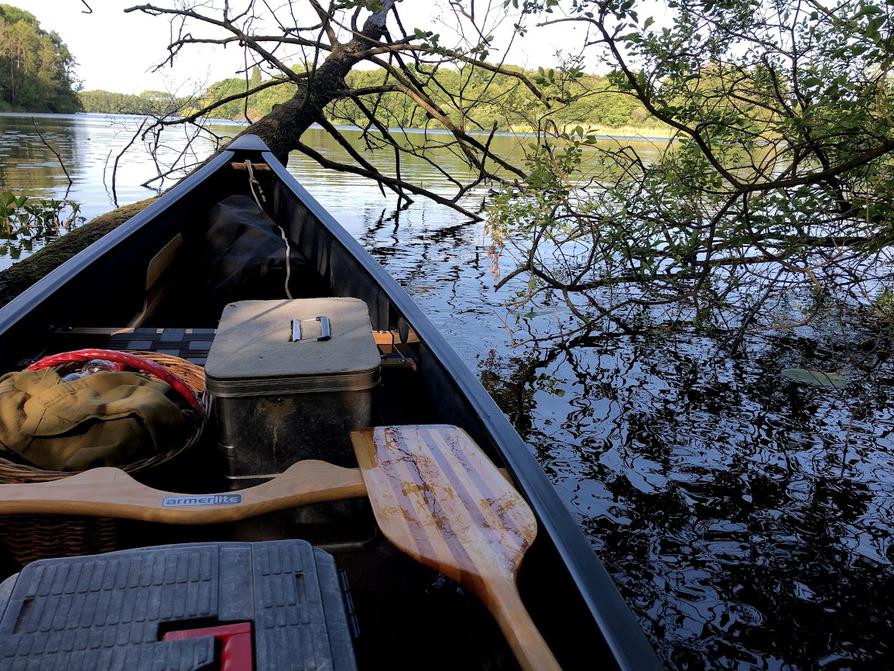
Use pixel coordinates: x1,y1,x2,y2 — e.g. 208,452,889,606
781,368,848,388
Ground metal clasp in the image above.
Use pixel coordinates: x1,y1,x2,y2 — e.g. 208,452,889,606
317,315,331,341
290,316,331,342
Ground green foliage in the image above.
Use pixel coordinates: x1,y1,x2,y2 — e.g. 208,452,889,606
781,369,849,388
0,4,81,113
325,65,653,133
0,191,84,240
488,0,894,338
872,287,894,329
0,191,28,220
190,74,293,120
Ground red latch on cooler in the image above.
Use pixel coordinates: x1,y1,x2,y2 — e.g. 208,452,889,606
163,622,253,671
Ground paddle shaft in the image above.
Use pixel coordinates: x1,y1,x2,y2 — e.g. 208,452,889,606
487,579,562,671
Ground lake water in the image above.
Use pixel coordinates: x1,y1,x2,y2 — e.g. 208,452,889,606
2,113,893,670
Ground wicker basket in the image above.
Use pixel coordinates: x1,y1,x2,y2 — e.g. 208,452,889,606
0,351,207,564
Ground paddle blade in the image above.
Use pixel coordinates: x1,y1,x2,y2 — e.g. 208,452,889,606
350,425,537,590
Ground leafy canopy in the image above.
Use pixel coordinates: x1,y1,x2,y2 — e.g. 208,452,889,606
490,0,894,342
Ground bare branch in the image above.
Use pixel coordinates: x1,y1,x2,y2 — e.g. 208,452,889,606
294,140,482,221
31,119,72,193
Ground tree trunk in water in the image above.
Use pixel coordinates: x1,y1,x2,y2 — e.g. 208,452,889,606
235,3,393,163
0,199,155,308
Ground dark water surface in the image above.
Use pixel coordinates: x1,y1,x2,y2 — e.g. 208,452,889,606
2,113,893,670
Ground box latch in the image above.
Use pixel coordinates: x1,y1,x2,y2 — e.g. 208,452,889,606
290,316,331,342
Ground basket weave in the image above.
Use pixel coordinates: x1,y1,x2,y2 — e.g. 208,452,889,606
0,351,207,564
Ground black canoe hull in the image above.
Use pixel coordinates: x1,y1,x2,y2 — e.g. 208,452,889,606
0,135,661,670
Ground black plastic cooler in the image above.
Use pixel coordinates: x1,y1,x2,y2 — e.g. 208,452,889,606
0,540,357,670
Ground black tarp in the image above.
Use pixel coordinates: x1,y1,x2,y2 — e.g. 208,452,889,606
193,195,326,318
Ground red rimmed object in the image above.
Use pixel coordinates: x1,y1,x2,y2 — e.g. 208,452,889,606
27,348,201,411
163,622,253,671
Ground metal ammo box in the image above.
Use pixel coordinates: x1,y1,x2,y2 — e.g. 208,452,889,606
205,298,381,484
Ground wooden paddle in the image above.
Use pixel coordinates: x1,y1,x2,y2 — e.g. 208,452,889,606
0,460,366,524
351,424,562,671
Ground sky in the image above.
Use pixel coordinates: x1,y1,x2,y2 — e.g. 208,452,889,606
17,0,596,95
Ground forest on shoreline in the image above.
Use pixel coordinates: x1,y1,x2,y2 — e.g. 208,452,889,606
78,65,665,135
0,5,80,114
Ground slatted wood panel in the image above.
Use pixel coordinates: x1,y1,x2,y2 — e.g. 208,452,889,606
351,425,561,671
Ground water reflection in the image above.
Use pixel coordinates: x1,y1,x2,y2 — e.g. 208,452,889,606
0,115,81,193
480,329,894,669
2,113,893,669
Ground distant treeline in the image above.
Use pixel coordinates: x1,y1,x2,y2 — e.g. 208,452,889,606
77,90,187,117
0,5,80,113
80,65,658,132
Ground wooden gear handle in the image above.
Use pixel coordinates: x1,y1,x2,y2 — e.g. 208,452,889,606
0,460,366,524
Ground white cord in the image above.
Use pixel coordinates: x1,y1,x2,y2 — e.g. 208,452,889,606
278,223,294,299
244,160,292,299
244,159,266,208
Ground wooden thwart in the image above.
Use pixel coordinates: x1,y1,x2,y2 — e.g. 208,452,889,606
351,425,561,671
0,460,366,524
230,161,272,171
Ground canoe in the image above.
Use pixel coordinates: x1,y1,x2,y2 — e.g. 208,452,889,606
0,135,661,670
